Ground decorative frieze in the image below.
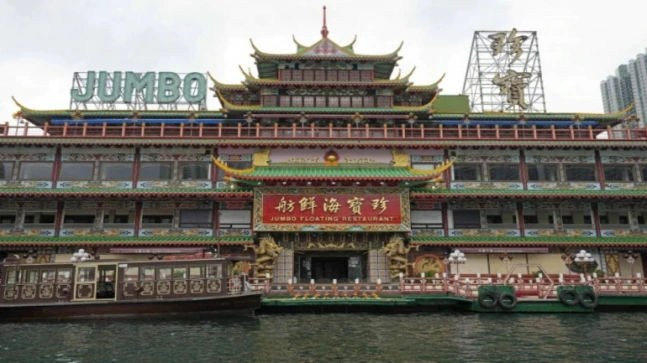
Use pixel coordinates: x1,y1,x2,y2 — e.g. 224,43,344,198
527,182,601,191
447,229,521,237
142,201,212,209
61,153,134,162
451,182,523,190
411,155,444,163
0,181,52,188
525,155,595,164
136,181,212,189
450,201,516,210
57,181,133,189
455,155,519,163
137,229,213,237
600,156,647,164
0,153,55,161
140,154,211,162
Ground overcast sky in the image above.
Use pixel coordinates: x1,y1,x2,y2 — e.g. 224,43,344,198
1,0,647,123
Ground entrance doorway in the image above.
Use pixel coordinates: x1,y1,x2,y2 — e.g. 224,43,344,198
297,253,366,283
312,257,348,281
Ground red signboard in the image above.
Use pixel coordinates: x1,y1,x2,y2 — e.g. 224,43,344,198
253,188,410,232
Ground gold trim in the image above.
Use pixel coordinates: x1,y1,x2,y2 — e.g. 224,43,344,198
253,148,271,167
409,158,455,175
391,150,410,167
212,156,255,175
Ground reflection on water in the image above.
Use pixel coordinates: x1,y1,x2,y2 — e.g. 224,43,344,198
0,313,646,362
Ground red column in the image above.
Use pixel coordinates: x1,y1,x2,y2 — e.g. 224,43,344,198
54,201,64,237
442,202,449,237
517,202,525,237
594,150,605,190
592,203,601,237
132,147,141,189
51,147,62,188
134,202,142,238
443,149,451,189
519,149,528,190
211,148,218,188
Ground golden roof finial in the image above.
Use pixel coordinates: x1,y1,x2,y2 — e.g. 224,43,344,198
321,6,329,38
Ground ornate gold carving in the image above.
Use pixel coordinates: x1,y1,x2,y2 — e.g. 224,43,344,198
4,286,17,300
157,281,171,295
380,235,418,279
190,280,204,294
391,150,410,167
253,148,271,167
141,282,154,296
76,284,94,299
39,284,54,299
173,281,187,294
245,234,283,278
207,279,222,293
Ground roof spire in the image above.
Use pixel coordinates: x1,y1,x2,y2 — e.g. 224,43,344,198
321,6,329,38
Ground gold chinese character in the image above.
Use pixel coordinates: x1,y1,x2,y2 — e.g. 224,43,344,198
275,197,295,213
299,197,317,214
371,197,388,215
347,197,365,215
323,198,341,213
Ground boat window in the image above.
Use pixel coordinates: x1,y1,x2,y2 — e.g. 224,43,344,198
190,266,204,279
41,270,56,283
124,267,139,281
19,162,53,180
77,267,96,283
140,267,155,281
100,162,133,181
206,265,223,279
59,162,94,181
23,270,39,284
139,162,173,180
57,269,72,283
158,267,172,280
5,270,17,284
173,267,187,280
179,162,210,180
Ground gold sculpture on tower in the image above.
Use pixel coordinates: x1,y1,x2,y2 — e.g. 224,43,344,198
380,235,418,279
245,234,283,277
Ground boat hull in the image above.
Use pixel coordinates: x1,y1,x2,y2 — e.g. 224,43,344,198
0,292,262,320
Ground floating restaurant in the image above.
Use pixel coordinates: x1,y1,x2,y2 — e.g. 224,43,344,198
2,7,647,312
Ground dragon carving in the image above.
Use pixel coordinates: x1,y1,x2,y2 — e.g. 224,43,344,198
245,235,283,277
380,235,418,279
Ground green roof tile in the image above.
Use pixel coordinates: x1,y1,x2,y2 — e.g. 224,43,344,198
411,189,647,197
236,166,435,180
0,235,252,244
0,188,252,195
410,236,647,245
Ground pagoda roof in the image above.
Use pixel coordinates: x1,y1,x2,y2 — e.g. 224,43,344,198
212,152,454,186
0,235,253,247
250,37,403,62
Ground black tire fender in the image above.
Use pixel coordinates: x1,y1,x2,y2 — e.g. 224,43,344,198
579,290,599,309
558,289,580,306
498,292,517,310
478,290,498,309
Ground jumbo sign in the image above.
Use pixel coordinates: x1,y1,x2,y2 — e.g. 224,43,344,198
253,188,411,232
70,71,207,104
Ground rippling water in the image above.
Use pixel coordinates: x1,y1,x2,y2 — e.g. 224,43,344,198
1,313,647,362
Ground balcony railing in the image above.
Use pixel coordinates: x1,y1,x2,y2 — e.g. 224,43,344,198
2,122,647,142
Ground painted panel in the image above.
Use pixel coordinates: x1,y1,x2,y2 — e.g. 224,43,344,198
0,181,52,188
525,154,595,163
448,229,521,237
605,183,647,190
410,229,445,237
57,181,132,189
0,228,55,237
599,229,647,238
61,153,134,161
59,228,135,237
451,182,523,190
136,181,211,189
527,182,601,190
138,229,213,237
270,149,392,164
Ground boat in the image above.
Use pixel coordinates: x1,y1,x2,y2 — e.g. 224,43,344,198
0,253,262,320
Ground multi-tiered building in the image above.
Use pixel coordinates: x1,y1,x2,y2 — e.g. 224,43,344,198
2,11,645,284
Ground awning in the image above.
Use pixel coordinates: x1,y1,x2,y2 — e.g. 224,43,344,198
460,247,550,254
109,248,206,254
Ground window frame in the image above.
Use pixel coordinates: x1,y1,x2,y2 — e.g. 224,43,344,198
564,164,597,182
0,161,14,181
487,163,520,182
18,162,53,180
453,164,483,181
138,162,174,181
100,162,134,181
526,163,559,182
603,164,635,182
178,162,210,181
58,162,95,181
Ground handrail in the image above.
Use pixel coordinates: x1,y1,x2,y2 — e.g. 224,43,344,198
1,123,647,142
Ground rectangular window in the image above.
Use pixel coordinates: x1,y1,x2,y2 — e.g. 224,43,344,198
0,212,16,225
100,162,133,181
564,164,597,182
280,96,291,107
179,210,212,228
57,269,72,283
41,270,56,284
303,96,315,107
173,267,187,280
486,215,503,224
488,164,519,181
179,162,209,180
139,162,173,180
604,165,635,182
6,270,17,284
363,97,374,108
125,267,139,281
158,268,172,280
340,97,351,108
338,70,349,81
453,164,482,181
142,214,173,226
190,266,204,279
59,162,94,180
291,96,302,107
262,96,277,107
303,70,314,81
351,97,362,108
140,267,155,280
327,70,337,81
292,70,302,81
23,270,39,284
24,212,56,226
527,164,559,182
76,267,96,283
641,165,647,182
377,96,391,108
453,210,481,229
328,97,339,107
280,70,291,81
0,161,13,180
207,265,223,278
19,162,53,180
523,215,539,224
349,70,360,82
63,213,95,226
315,96,326,107
314,70,326,81
360,70,372,81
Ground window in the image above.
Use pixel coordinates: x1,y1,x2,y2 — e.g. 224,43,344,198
291,96,302,107
179,162,209,180
453,164,482,181
363,97,374,108
564,164,597,182
352,97,362,108
140,267,155,280
139,162,173,180
360,70,372,81
527,164,559,181
314,70,326,81
562,216,574,224
59,162,94,180
158,268,172,280
604,165,635,182
125,267,139,281
340,97,351,108
292,70,302,81
486,215,503,224
303,96,315,107
349,70,360,82
303,70,314,81
598,215,608,224
0,162,13,180
23,270,39,284
103,213,132,225
523,215,539,224
179,210,212,228
5,270,17,284
190,266,204,279
173,267,187,280
0,212,16,225
41,270,56,284
280,96,291,107
488,164,519,181
328,97,339,108
100,162,133,180
57,269,72,283
24,213,55,225
19,162,53,180
63,214,95,225
142,214,173,225
315,96,326,107
619,216,629,224
453,210,481,229
207,265,223,278
327,70,337,81
641,165,647,182
76,267,96,283
377,96,391,108
262,96,277,107
338,70,349,81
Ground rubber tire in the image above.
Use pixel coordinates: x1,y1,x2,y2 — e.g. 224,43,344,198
579,290,599,309
478,290,498,309
498,292,517,310
558,290,580,306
